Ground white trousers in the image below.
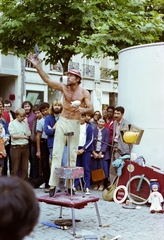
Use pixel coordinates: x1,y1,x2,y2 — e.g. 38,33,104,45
49,116,80,187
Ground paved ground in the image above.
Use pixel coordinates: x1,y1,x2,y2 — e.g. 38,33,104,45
24,187,164,240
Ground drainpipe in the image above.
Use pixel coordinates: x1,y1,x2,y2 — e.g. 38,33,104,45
20,58,25,103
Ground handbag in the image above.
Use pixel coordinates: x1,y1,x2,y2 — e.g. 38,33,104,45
102,176,118,201
91,159,105,182
91,168,105,182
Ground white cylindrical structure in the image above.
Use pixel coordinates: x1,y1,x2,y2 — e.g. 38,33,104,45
118,42,164,170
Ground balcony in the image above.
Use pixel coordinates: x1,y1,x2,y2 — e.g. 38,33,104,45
100,68,111,80
0,53,19,76
50,63,63,73
68,62,79,71
25,59,35,69
50,61,80,73
83,64,95,78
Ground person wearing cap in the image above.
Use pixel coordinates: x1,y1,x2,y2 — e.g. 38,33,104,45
27,54,94,197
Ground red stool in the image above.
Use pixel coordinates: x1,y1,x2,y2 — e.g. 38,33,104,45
37,192,102,235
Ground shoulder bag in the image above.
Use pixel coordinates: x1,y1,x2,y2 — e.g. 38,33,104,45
91,159,105,182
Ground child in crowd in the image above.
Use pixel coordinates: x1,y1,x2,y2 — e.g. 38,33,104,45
74,114,93,195
148,183,164,213
0,176,40,240
0,123,6,176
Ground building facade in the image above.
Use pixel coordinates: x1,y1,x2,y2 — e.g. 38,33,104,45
0,52,118,113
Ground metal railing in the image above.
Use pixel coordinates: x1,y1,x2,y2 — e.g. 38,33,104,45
83,64,95,78
100,67,111,80
25,59,35,68
68,62,79,71
50,63,63,72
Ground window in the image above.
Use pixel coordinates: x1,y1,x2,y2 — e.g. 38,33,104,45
50,63,63,72
26,90,44,105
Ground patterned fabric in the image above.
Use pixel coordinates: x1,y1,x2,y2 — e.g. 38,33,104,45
0,138,5,158
96,129,102,151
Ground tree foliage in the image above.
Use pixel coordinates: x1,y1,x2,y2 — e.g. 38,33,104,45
78,0,164,59
0,0,163,71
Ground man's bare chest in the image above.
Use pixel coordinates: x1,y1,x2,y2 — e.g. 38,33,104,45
64,89,84,102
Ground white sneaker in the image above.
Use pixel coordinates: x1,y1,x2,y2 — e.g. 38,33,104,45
39,183,45,189
72,187,78,194
85,188,90,195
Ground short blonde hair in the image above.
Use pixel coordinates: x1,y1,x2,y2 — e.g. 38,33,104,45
49,100,63,115
15,108,26,117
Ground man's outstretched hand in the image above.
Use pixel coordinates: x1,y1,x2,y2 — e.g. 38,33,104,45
27,53,40,68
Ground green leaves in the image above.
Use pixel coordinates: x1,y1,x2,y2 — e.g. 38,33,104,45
0,0,163,70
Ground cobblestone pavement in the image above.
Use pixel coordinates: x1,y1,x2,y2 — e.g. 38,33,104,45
25,187,164,240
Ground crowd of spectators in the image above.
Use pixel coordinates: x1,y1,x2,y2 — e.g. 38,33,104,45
0,96,131,194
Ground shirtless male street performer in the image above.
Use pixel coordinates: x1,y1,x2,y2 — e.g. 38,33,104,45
28,54,94,197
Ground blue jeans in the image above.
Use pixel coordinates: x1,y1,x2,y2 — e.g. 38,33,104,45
2,144,11,176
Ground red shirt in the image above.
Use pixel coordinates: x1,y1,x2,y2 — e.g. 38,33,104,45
2,111,10,123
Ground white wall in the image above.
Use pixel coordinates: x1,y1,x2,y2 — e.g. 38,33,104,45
118,42,164,170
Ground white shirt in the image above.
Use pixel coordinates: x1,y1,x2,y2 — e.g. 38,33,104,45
114,121,121,142
79,123,86,147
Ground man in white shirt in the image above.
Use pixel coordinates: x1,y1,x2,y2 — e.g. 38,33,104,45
8,108,31,180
